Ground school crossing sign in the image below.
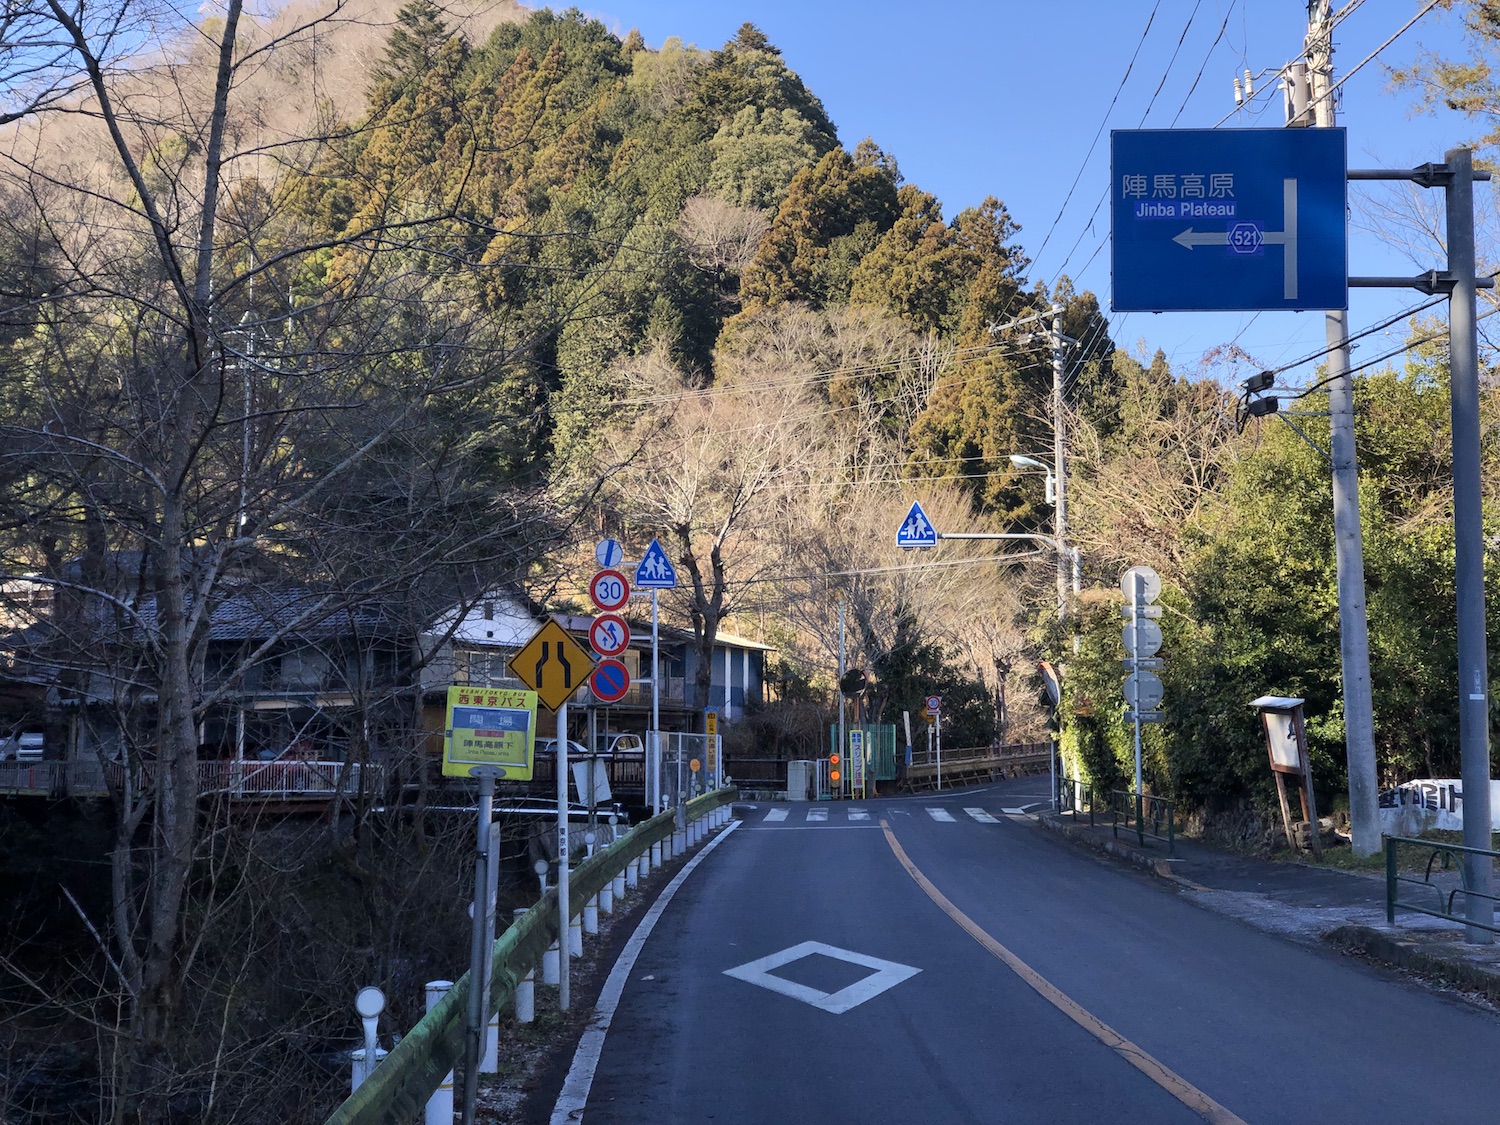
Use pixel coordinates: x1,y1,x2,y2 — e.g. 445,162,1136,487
1111,128,1347,312
634,538,677,589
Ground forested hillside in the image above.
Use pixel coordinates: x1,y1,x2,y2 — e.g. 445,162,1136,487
2,2,1500,1119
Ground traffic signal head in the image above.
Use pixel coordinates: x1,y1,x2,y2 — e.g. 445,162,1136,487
1246,395,1279,418
829,751,841,784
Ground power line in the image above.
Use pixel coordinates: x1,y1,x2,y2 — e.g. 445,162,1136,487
1029,3,1164,269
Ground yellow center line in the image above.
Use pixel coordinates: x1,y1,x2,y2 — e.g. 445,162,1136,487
879,819,1248,1125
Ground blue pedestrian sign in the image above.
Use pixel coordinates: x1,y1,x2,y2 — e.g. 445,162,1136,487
1111,128,1347,312
634,538,678,589
896,501,938,549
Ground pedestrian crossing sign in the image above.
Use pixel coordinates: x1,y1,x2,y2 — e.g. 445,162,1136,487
635,538,678,588
896,501,938,549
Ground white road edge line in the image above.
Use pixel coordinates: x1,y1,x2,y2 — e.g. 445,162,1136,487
550,819,741,1124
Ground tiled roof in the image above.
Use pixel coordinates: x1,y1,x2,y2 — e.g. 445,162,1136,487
138,588,404,642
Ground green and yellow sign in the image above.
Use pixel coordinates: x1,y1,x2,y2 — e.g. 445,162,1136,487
442,686,537,779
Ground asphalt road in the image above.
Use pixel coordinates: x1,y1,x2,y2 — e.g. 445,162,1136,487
547,777,1500,1124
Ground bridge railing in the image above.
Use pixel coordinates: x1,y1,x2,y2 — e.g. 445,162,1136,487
904,742,1052,790
323,786,737,1125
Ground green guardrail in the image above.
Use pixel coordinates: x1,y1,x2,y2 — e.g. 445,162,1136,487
1109,789,1175,855
325,786,737,1125
1385,834,1500,934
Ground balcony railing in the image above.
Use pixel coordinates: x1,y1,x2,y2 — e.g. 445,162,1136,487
1,759,382,801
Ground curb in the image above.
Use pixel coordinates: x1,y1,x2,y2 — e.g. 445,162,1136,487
1037,812,1187,882
1326,924,1500,1004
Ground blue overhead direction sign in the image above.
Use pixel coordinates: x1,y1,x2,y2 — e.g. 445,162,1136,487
896,501,938,549
1111,128,1347,312
635,538,678,589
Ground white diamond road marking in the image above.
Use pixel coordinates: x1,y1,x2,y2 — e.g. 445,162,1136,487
806,807,828,822
926,807,956,822
964,808,999,823
847,808,870,821
723,941,921,1014
764,808,788,822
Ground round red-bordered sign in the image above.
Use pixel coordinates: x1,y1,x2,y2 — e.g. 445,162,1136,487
589,613,631,657
590,658,631,703
589,568,630,612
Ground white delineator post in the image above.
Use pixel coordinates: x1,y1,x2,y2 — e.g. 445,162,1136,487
425,982,454,1124
512,911,534,1024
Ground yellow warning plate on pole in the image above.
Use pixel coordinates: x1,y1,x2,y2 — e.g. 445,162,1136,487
442,686,537,779
509,617,595,712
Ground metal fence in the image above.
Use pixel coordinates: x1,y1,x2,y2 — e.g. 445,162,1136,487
1058,776,1092,822
1385,834,1500,933
0,759,383,800
827,724,899,781
1108,789,1175,854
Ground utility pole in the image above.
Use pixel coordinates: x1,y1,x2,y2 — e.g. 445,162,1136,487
1304,0,1380,858
1051,305,1072,619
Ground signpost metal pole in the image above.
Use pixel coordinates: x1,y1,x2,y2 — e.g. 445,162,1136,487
1131,573,1144,797
556,703,571,1007
651,589,660,813
461,769,498,1124
1445,145,1495,943
936,712,942,791
1131,573,1145,843
1050,733,1057,813
837,598,846,798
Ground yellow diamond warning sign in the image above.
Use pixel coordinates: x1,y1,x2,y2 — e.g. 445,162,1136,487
509,617,595,712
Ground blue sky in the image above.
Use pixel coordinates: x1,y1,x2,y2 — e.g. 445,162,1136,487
556,1,1485,387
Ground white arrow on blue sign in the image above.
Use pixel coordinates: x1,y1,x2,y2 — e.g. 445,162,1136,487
1110,127,1347,312
896,501,938,549
634,538,678,589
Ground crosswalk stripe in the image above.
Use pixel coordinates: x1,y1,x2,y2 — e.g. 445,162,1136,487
806,808,828,822
926,808,956,822
964,808,999,823
848,808,870,821
765,808,788,822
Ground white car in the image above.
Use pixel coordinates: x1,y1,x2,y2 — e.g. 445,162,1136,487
0,732,43,761
603,733,645,756
534,738,590,759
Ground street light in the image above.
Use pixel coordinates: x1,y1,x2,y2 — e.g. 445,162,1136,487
1009,452,1078,617
1009,454,1055,503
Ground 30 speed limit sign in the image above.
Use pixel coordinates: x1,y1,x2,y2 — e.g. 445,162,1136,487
589,569,630,612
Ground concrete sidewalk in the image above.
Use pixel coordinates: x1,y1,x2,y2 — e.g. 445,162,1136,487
1038,808,1500,1005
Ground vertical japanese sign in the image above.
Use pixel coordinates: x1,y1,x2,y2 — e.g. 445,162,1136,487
443,686,538,779
704,709,719,786
849,728,866,797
